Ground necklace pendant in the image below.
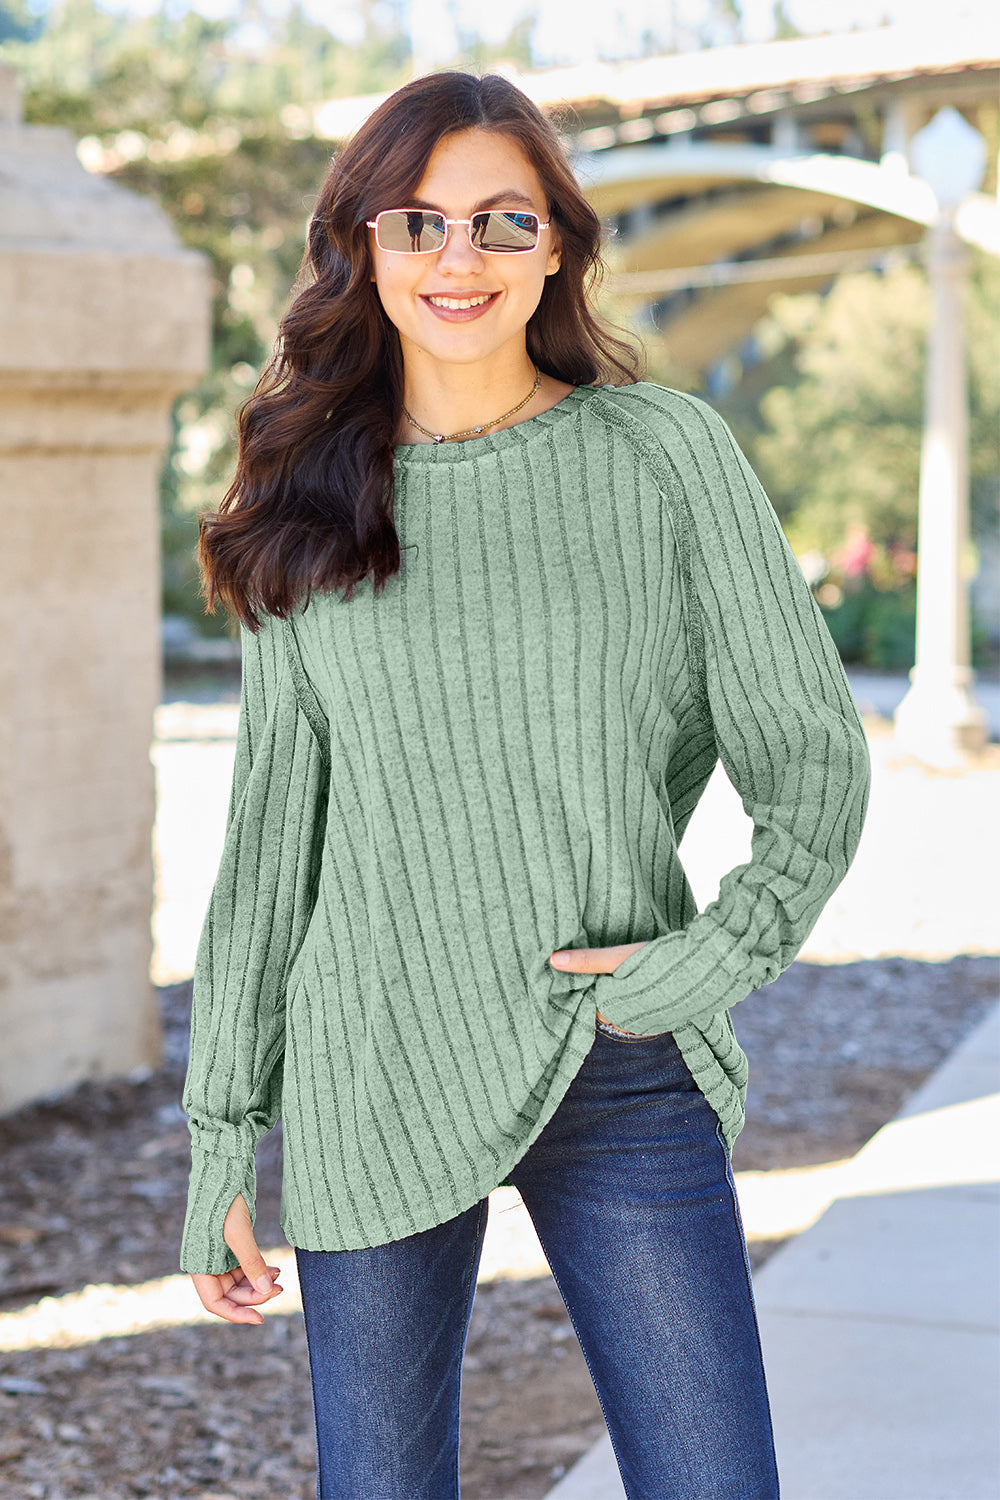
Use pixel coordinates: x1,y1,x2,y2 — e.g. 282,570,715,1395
433,434,445,444
474,425,484,434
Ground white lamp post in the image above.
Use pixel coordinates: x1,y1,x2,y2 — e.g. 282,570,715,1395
893,107,990,765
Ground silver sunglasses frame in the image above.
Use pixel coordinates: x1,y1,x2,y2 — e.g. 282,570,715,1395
366,208,551,254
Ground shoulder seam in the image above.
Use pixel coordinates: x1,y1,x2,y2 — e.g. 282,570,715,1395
280,617,332,767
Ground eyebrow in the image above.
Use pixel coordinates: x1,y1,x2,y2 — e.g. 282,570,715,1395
406,190,540,214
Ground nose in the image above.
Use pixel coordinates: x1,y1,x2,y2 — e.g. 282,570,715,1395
437,221,485,276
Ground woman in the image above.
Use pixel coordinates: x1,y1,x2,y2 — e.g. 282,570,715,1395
180,70,871,1500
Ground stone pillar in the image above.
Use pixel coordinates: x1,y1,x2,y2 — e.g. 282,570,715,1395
0,64,210,1113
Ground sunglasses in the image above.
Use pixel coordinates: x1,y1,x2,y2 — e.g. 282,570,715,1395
366,208,550,255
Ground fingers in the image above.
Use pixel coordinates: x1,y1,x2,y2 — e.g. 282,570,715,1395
549,940,649,973
188,1193,286,1325
190,1267,284,1326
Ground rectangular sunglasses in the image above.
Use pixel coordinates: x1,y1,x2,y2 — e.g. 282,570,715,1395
367,208,550,254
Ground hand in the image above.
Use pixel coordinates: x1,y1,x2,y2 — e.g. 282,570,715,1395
549,941,650,1027
189,1192,284,1325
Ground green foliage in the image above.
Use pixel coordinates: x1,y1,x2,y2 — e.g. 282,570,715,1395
714,253,1000,669
770,2,801,42
456,11,535,72
748,257,999,554
3,0,414,636
819,577,917,672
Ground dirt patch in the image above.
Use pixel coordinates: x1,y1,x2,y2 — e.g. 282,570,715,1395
0,954,996,1499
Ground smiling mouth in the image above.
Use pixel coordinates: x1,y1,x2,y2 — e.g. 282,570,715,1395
421,292,499,311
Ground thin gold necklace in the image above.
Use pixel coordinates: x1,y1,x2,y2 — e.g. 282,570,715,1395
403,367,541,444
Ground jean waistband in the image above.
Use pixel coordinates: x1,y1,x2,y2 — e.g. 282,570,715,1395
595,1013,647,1043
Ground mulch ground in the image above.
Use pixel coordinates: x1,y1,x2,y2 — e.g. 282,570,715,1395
0,953,996,1499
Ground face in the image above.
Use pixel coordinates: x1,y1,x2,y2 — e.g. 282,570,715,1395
368,127,562,374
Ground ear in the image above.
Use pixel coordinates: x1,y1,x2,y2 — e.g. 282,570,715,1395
545,230,562,277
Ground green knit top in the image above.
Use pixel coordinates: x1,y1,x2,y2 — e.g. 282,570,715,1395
179,380,871,1274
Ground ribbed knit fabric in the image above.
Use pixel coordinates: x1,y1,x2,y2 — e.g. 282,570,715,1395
179,380,871,1274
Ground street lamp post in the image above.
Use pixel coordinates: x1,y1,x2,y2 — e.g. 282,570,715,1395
894,107,990,765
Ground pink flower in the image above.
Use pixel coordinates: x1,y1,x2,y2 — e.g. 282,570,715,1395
836,523,876,579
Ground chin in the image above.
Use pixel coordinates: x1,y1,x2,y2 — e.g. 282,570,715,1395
412,333,507,366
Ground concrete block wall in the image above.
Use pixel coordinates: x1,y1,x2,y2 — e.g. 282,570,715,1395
0,63,211,1112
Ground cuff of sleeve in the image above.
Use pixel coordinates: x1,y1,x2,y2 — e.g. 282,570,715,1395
179,1144,258,1275
590,915,749,1036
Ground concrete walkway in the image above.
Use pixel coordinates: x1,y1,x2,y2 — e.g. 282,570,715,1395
845,667,1000,741
544,998,1000,1500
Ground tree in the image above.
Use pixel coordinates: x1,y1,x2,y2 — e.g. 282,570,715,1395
715,253,1000,668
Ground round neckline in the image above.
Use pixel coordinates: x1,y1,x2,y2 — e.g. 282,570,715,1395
392,382,606,464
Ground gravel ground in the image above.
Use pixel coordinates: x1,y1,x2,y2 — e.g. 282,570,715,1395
1,952,997,1500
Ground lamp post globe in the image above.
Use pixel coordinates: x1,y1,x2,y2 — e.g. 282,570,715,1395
909,106,987,209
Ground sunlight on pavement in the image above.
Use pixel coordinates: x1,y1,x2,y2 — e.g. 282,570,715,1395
833,1089,999,1196
0,1190,545,1355
0,1248,302,1355
736,1088,999,1239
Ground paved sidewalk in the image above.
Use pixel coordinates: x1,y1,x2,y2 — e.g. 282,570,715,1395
544,998,1000,1500
844,667,1000,740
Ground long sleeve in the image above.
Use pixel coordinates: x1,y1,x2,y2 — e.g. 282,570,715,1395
591,389,871,1037
179,613,329,1274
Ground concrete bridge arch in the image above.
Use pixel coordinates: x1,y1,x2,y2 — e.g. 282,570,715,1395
576,138,1000,374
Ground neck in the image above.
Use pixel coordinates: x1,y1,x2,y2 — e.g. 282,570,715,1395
399,347,540,443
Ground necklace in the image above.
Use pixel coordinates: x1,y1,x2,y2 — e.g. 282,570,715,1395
402,367,541,444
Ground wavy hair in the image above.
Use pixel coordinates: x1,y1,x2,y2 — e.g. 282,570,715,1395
199,70,645,629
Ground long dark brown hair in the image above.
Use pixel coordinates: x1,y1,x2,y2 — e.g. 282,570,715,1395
199,70,645,629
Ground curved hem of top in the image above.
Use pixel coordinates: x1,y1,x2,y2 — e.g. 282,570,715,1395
390,382,611,465
277,1020,600,1255
671,1026,745,1157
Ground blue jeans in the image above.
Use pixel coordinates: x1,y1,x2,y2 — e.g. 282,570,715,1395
295,1022,780,1499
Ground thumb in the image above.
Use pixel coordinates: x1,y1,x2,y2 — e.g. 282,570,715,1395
222,1192,277,1296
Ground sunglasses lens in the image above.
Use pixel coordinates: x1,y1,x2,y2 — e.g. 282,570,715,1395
474,211,540,251
373,209,542,252
376,210,447,252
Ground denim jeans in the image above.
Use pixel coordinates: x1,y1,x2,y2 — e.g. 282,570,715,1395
295,1021,780,1500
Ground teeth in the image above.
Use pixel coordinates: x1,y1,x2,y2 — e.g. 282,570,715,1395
426,294,494,310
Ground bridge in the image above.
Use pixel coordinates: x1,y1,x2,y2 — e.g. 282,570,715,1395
314,20,1000,382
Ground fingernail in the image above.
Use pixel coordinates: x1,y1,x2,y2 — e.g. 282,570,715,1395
255,1274,273,1293
550,953,569,967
